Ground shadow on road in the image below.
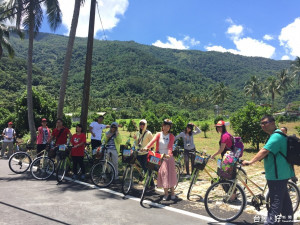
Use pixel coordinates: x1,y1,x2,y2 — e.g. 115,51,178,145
0,201,70,225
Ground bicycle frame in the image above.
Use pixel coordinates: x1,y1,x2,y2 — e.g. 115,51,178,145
227,166,268,204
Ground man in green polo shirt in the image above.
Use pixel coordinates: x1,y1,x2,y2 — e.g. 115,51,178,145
242,115,294,224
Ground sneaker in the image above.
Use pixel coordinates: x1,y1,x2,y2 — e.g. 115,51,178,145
162,195,169,201
80,174,86,180
171,195,176,200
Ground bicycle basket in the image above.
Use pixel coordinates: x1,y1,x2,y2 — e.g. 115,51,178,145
94,146,105,160
48,146,57,158
146,151,162,171
57,145,71,159
122,149,137,164
194,154,209,170
217,154,237,180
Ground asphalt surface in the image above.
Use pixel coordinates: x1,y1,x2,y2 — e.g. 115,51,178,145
0,158,261,225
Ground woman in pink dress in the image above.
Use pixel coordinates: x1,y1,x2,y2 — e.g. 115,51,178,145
144,119,177,200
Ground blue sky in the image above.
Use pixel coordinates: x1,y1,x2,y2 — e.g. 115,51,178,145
40,0,300,60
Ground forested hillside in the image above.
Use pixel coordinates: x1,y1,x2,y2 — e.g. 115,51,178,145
0,32,298,118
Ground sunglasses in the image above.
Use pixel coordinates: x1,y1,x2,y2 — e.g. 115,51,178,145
139,123,145,126
111,126,117,128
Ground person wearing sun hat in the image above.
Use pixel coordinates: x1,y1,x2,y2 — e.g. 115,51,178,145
104,122,122,180
36,118,51,156
211,120,233,159
1,122,16,158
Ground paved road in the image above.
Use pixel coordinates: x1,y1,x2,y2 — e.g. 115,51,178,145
0,158,224,225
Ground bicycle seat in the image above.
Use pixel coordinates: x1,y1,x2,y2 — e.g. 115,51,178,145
85,143,90,146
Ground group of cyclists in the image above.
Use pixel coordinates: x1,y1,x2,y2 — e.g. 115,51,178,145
1,114,297,224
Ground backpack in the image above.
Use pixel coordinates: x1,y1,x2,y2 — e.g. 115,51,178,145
228,135,244,158
274,132,300,166
268,131,300,179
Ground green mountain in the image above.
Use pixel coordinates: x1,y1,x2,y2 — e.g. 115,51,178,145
0,32,298,117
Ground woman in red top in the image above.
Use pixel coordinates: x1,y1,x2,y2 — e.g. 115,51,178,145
211,120,233,159
70,124,86,180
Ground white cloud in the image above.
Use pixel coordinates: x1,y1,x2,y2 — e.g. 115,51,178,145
227,24,243,39
233,37,275,58
263,34,274,41
206,20,275,58
205,45,238,54
152,35,200,50
58,0,129,37
206,37,275,58
152,36,189,50
279,17,300,57
281,55,290,60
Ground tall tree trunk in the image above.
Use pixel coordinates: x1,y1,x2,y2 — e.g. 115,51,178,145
80,0,96,132
57,0,82,118
271,92,275,109
27,8,36,143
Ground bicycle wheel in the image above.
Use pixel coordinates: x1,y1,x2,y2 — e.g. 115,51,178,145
266,181,300,214
56,159,67,183
90,160,115,188
9,152,32,174
30,156,55,180
122,165,133,195
140,170,151,205
187,169,199,200
174,164,180,190
204,180,246,222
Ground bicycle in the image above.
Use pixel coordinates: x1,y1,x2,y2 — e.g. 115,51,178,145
204,159,300,222
121,147,149,195
55,144,73,183
29,144,55,180
8,142,37,174
187,150,247,200
140,151,169,205
90,146,115,188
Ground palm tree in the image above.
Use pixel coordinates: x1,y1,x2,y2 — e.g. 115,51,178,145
57,0,85,118
244,75,262,102
277,69,293,94
6,0,61,143
80,0,96,132
265,76,281,108
211,82,230,113
291,56,300,85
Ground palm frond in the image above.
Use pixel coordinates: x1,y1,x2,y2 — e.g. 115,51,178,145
1,37,15,58
45,0,62,31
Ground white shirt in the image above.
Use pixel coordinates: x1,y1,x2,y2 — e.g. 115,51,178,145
159,133,169,154
3,128,15,143
90,122,107,141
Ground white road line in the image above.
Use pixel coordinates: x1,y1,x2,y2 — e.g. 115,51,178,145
63,176,234,225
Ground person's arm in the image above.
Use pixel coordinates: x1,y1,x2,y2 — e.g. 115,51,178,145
175,132,183,140
115,132,122,145
145,133,159,149
193,126,201,135
242,148,269,166
74,135,86,148
168,134,175,156
68,129,72,139
211,143,226,159
2,129,6,138
105,125,110,128
89,126,95,137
